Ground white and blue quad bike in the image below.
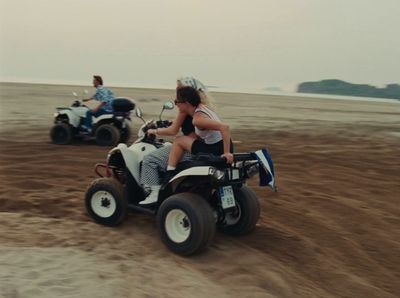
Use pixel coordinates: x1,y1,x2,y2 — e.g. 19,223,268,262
85,101,276,255
50,91,135,146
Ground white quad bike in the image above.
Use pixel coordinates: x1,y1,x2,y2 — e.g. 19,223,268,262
50,91,135,146
85,101,276,255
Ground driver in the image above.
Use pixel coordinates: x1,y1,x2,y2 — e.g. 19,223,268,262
82,75,115,133
139,77,212,205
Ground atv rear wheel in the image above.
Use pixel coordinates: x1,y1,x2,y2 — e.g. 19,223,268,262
219,185,260,235
119,125,131,143
95,124,120,146
157,193,215,255
85,177,127,226
50,123,73,145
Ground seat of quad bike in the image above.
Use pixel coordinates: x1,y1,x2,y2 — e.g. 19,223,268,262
175,154,229,172
113,111,130,117
113,98,135,113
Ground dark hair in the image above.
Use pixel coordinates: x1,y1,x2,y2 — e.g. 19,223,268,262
176,86,201,107
93,75,103,85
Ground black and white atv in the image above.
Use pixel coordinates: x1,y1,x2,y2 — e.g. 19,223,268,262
50,91,135,146
85,101,276,255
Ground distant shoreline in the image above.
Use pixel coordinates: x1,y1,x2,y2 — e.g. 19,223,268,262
298,79,400,102
1,81,399,104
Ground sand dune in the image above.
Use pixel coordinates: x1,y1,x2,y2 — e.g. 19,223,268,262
0,83,399,297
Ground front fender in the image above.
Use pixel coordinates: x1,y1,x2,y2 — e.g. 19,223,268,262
107,143,157,183
107,144,140,182
57,110,80,127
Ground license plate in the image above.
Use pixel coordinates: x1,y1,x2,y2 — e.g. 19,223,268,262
219,186,236,209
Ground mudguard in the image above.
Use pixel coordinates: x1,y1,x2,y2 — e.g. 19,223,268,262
93,114,115,124
107,143,158,182
58,110,80,127
169,166,215,192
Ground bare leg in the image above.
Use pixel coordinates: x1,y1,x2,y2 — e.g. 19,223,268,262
168,136,195,167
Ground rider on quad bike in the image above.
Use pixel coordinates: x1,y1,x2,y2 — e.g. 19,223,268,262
81,75,114,133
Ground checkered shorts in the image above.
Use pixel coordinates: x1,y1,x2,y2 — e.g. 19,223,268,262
140,144,192,186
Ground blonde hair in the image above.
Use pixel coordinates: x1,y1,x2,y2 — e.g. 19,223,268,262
198,90,215,109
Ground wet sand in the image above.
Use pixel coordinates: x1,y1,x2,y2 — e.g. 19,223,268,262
0,82,399,297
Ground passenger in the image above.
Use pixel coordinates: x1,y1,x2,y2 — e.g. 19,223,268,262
166,86,233,174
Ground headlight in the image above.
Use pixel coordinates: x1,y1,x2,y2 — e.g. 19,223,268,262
53,112,59,117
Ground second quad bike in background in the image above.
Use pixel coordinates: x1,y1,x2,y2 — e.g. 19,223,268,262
50,91,135,146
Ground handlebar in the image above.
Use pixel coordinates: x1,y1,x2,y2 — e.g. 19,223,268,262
156,120,172,128
138,119,173,145
142,119,172,133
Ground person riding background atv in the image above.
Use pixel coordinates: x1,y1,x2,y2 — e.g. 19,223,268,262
82,75,115,133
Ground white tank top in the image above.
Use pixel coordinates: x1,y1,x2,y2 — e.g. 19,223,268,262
194,105,223,144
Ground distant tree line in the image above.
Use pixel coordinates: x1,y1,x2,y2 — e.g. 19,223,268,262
297,79,400,100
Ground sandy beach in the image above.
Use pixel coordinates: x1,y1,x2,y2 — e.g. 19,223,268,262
0,82,399,298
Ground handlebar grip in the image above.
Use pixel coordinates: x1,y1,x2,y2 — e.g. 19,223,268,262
156,120,172,128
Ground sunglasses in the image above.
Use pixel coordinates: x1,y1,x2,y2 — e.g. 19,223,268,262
174,99,186,105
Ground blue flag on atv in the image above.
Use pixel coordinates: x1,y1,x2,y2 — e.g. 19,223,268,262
253,148,276,191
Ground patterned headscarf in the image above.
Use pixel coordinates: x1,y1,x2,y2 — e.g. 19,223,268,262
177,76,208,92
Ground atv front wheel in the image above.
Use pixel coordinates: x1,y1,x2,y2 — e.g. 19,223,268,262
50,123,73,145
219,185,260,235
85,178,127,226
95,124,120,146
157,193,215,255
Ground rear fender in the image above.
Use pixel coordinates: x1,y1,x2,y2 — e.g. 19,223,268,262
169,166,215,192
57,110,80,127
93,114,114,124
123,119,131,128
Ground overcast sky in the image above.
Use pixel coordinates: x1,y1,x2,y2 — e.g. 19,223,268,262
1,0,400,91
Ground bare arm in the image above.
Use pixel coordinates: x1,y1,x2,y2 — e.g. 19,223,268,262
148,112,187,136
83,95,95,102
193,113,233,163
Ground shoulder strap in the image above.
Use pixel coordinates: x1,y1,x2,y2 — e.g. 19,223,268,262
195,105,216,119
